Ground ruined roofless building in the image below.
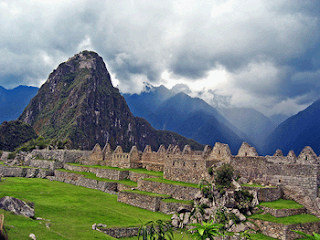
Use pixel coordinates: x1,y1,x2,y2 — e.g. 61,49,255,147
32,141,320,216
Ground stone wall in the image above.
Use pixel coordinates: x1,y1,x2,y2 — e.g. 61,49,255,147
232,157,319,200
95,168,129,180
138,179,198,200
63,164,94,173
252,219,320,240
159,200,193,215
260,206,307,217
24,159,63,170
266,164,319,199
128,172,159,182
99,227,140,238
117,191,168,212
243,187,282,202
31,149,91,163
163,158,208,184
0,166,53,178
53,170,117,194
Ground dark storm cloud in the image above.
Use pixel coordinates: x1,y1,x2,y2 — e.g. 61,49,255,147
0,0,320,115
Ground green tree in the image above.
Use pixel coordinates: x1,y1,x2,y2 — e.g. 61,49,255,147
188,220,224,240
214,163,234,189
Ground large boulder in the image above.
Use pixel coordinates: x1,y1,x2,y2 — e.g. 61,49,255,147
0,196,34,218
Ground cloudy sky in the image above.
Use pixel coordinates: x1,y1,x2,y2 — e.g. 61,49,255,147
1,0,320,117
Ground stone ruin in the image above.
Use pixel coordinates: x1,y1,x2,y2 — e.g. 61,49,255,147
76,141,320,218
2,141,320,239
4,141,320,217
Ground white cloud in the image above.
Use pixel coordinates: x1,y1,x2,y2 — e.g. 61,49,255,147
0,0,319,116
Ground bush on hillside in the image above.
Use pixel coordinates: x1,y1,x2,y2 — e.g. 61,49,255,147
0,121,38,152
214,163,234,189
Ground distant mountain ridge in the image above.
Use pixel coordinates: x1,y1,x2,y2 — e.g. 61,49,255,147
264,99,320,155
124,85,249,154
218,107,276,154
0,85,38,124
18,51,202,151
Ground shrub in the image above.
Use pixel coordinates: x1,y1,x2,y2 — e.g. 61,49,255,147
214,207,239,225
214,163,234,188
234,190,253,213
7,153,16,160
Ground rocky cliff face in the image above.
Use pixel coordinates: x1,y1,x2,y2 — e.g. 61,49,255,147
19,51,202,151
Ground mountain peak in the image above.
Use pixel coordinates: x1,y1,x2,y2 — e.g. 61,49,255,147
18,51,202,151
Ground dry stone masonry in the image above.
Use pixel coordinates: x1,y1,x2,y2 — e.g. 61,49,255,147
2,140,320,239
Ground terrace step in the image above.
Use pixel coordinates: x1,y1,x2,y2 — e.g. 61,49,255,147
117,190,171,212
251,219,320,240
137,178,199,201
260,206,307,217
250,199,320,240
64,164,161,182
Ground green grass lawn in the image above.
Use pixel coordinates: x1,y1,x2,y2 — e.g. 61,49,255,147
66,163,163,177
142,177,199,188
0,177,170,240
242,183,277,188
249,213,320,225
161,198,193,205
121,190,171,198
259,199,304,209
248,233,277,239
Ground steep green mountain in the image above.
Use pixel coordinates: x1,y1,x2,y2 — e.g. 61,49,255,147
0,120,38,151
18,51,202,151
0,85,38,124
264,99,320,155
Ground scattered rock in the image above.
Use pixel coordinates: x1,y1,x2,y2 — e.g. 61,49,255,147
97,223,107,228
29,233,36,240
194,191,202,199
178,207,191,214
250,190,259,207
92,223,97,230
245,221,259,231
0,196,34,218
228,222,248,233
172,219,179,228
183,212,190,225
232,180,242,191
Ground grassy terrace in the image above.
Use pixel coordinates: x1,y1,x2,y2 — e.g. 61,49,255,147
248,233,277,240
0,162,39,169
0,177,170,240
121,190,171,198
242,183,277,188
56,169,138,187
161,198,193,205
249,213,320,225
66,163,163,177
259,199,305,209
142,177,199,188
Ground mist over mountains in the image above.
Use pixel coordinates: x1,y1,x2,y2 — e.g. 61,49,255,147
124,84,274,154
124,83,320,156
2,51,320,156
17,51,202,151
